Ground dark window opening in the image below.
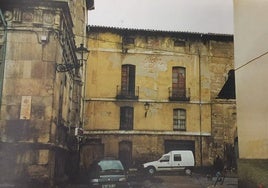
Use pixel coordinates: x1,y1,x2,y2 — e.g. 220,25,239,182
174,154,182,161
174,39,186,47
116,65,138,100
169,67,189,101
123,36,135,45
120,106,133,130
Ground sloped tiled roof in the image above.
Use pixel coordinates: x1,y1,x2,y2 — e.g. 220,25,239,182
87,25,233,41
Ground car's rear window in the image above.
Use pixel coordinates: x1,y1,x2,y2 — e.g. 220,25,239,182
98,160,124,171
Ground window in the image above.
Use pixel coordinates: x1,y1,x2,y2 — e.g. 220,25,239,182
120,106,133,130
0,45,3,61
123,36,135,45
160,155,170,162
172,67,186,98
174,39,186,47
173,109,186,131
118,64,137,99
122,37,135,53
174,154,182,161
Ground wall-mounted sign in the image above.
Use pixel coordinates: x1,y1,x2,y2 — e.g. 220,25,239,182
20,96,32,120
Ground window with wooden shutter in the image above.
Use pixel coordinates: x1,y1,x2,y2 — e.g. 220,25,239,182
120,106,133,130
172,67,186,98
122,65,135,96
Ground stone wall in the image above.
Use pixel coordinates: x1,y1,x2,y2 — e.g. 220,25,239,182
211,100,237,168
83,26,235,170
80,134,212,168
0,1,86,185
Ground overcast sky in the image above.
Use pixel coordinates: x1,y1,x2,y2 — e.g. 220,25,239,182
88,0,234,34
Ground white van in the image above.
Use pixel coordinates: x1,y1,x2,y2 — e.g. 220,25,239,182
143,150,195,175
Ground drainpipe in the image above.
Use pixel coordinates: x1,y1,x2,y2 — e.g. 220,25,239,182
0,9,7,108
198,48,203,167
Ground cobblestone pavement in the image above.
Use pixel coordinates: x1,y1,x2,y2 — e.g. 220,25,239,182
63,172,238,188
0,172,238,188
145,175,236,188
129,173,238,188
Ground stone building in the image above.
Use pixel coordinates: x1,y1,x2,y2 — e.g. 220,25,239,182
0,0,94,186
234,0,268,187
81,26,236,170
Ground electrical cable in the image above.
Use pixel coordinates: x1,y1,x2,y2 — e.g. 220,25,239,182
234,50,268,71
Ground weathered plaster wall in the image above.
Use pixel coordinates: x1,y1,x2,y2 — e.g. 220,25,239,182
83,28,234,168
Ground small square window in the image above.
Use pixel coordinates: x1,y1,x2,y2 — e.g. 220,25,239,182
174,154,182,161
123,37,135,45
174,39,186,47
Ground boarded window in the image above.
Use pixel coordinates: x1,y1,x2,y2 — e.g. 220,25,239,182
120,106,133,130
172,67,186,98
173,108,186,131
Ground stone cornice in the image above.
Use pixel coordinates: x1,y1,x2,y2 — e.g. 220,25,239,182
0,0,73,28
84,130,211,137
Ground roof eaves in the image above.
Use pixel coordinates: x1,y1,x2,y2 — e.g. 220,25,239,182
87,25,233,39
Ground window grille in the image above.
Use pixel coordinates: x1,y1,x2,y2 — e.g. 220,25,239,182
173,108,186,131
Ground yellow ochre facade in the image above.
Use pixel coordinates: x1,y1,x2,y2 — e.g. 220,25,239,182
81,26,235,170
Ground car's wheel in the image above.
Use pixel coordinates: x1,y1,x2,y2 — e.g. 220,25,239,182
185,168,192,176
147,166,156,176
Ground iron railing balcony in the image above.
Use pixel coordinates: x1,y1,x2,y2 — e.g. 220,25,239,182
116,85,139,100
168,88,190,101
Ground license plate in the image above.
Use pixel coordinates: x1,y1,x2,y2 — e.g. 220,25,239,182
102,184,116,188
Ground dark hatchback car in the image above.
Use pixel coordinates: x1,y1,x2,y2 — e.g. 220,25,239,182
89,158,131,188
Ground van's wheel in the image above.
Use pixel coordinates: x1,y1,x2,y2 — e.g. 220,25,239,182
147,166,156,176
185,168,192,176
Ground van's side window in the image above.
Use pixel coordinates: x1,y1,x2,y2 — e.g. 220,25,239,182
174,154,182,161
160,155,170,162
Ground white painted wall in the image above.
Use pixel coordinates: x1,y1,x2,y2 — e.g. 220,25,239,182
234,0,268,158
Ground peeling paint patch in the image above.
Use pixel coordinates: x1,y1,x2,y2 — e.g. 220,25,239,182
141,87,158,98
144,55,167,72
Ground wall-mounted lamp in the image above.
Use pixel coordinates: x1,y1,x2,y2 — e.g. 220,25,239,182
75,43,90,66
56,43,89,72
144,102,150,117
